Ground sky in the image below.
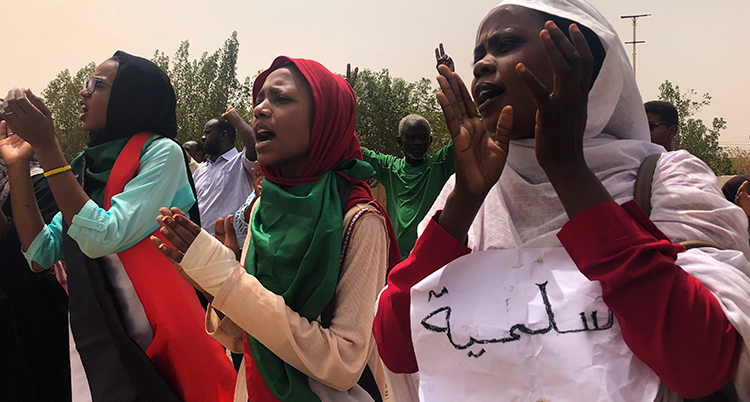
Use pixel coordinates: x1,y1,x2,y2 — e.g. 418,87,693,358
3,0,749,146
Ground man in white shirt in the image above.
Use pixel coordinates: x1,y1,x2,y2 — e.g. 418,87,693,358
193,108,256,246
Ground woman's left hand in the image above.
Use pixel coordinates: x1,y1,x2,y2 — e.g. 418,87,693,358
516,21,594,172
152,207,201,263
1,88,57,150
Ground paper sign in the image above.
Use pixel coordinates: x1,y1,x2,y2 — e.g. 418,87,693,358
410,248,660,402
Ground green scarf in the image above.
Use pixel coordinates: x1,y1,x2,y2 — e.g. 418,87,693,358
71,135,154,207
244,161,374,401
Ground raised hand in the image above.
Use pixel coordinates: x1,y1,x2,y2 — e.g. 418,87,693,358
435,43,455,73
1,88,56,150
151,207,211,297
435,64,512,242
516,21,593,172
0,120,35,167
345,63,358,88
214,215,240,260
436,64,511,200
222,106,241,125
516,21,611,218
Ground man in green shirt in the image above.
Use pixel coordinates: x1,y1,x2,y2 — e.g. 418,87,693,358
362,114,454,260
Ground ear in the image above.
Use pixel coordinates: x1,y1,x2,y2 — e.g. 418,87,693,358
397,135,403,146
428,135,434,146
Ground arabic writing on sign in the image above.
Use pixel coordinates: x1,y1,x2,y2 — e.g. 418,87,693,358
420,281,614,358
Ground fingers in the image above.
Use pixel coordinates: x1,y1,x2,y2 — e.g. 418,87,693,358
436,92,461,140
0,121,7,139
569,24,595,92
25,89,52,117
436,65,469,121
516,63,550,107
214,217,226,243
170,207,202,236
454,74,478,119
150,235,184,263
435,47,441,61
346,63,351,77
495,105,513,148
439,43,446,57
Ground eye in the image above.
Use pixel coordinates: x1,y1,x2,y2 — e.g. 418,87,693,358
489,37,521,54
276,95,291,103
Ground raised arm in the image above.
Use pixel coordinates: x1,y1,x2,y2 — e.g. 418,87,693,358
222,107,257,161
0,120,49,271
3,89,90,228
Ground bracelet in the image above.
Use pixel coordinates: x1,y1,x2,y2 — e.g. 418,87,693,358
43,164,71,178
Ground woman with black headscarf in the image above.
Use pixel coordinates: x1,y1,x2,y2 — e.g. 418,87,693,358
0,51,235,402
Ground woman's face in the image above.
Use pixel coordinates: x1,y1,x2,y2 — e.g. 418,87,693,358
472,5,554,139
252,66,313,178
79,59,117,132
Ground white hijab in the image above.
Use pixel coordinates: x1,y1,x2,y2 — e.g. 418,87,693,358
419,0,750,399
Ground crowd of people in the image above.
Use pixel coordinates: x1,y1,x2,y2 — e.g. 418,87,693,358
1,0,750,401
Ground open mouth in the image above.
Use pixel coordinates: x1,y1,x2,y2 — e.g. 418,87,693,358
474,83,505,108
79,100,88,118
255,129,276,143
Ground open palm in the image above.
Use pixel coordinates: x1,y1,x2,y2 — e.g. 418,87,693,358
0,121,34,166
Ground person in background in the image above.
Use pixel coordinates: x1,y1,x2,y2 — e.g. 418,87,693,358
645,100,679,151
182,140,205,173
357,47,456,260
193,108,256,245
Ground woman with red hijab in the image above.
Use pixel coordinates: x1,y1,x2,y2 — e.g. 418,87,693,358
153,56,399,402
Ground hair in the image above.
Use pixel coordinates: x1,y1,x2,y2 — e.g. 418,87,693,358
213,117,237,141
398,114,431,137
644,100,679,127
539,13,606,87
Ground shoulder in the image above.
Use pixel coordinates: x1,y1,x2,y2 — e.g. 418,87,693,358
143,137,183,161
138,137,187,177
344,202,387,235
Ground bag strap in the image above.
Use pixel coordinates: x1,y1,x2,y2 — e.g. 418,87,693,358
633,153,661,217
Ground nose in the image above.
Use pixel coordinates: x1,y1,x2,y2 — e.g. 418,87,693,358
253,98,271,120
473,54,497,80
79,88,91,98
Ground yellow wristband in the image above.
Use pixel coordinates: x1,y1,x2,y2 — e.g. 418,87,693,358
43,164,72,178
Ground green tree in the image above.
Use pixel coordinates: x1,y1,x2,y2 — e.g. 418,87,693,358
350,68,449,157
42,62,96,161
153,31,253,148
658,80,734,175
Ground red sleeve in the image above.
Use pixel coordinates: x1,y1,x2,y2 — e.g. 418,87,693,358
558,200,742,398
373,212,471,373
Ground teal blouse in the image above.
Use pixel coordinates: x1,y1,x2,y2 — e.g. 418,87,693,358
24,139,195,269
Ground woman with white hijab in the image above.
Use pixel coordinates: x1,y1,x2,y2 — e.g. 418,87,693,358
373,0,750,401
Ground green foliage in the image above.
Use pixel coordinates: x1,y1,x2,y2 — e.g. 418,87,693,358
42,63,96,161
153,31,254,149
350,68,449,157
658,80,734,175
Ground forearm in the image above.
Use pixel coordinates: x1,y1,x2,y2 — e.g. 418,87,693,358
7,163,45,250
437,189,484,244
34,142,89,226
546,163,613,219
229,115,256,161
559,200,741,398
374,213,471,373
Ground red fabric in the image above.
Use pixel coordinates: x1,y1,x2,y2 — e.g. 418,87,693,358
373,212,471,373
243,333,280,402
558,200,742,398
106,133,236,402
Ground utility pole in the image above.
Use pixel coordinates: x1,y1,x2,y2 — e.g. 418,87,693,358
620,14,650,78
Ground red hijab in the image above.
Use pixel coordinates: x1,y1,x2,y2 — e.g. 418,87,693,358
252,56,400,266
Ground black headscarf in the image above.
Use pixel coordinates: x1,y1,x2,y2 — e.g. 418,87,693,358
88,51,177,147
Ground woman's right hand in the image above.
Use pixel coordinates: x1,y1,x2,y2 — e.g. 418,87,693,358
435,64,512,202
0,120,35,167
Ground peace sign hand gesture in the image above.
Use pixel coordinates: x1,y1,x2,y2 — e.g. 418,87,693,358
435,43,455,73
